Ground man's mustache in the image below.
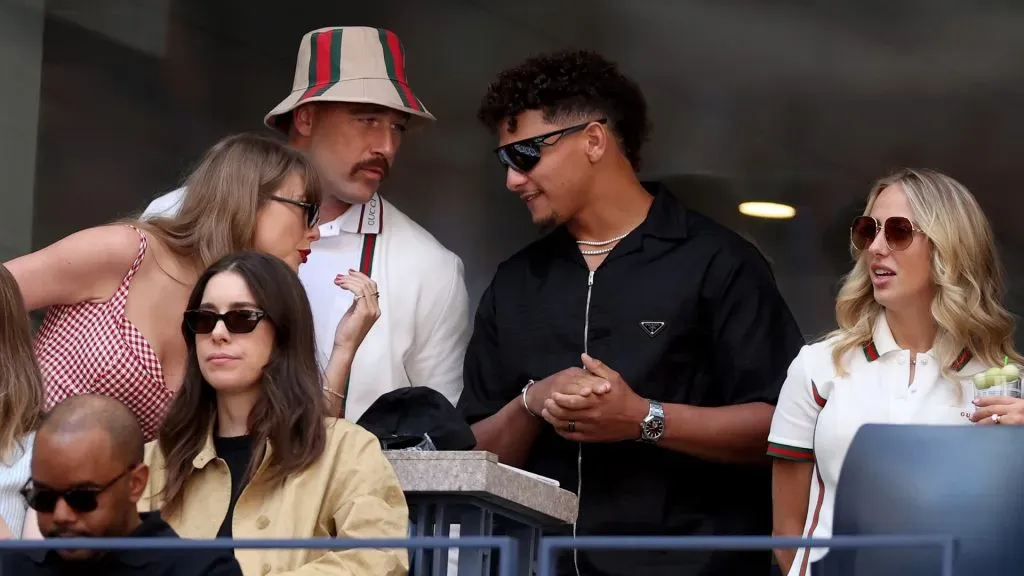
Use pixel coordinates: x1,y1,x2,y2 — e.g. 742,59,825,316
351,157,390,179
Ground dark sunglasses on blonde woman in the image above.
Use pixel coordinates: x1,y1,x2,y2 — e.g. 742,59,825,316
850,215,923,252
269,195,320,229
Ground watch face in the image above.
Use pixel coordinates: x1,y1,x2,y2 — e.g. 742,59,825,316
643,418,665,439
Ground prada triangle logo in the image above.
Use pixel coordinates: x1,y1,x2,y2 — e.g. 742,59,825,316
640,321,665,337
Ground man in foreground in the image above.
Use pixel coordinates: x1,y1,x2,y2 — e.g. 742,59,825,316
458,50,805,576
144,26,470,422
1,394,241,575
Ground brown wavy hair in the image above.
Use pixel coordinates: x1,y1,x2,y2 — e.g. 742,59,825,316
138,132,322,269
156,252,327,514
0,264,45,464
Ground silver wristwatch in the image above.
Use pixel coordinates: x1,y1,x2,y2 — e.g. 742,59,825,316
639,400,665,443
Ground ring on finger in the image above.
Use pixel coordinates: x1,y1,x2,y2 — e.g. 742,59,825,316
567,420,576,433
992,414,1002,424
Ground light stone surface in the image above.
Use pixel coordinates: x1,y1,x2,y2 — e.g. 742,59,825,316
385,451,577,525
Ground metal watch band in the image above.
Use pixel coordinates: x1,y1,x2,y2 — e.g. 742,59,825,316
640,400,665,443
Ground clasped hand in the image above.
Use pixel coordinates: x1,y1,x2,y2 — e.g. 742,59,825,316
528,353,649,442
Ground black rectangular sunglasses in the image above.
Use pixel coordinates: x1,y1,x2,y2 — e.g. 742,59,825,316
21,466,136,514
270,195,320,228
184,309,266,334
495,118,607,173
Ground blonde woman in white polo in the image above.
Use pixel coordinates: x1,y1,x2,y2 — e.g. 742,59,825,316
768,168,1022,576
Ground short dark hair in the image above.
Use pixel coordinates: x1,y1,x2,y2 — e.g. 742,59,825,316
158,251,327,514
41,395,144,466
477,50,652,171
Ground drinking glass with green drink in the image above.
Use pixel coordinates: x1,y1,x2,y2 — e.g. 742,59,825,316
972,356,1022,399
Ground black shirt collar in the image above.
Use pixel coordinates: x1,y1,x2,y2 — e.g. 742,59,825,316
636,180,690,241
27,511,176,567
551,180,689,258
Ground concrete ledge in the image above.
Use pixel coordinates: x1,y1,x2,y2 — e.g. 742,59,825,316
385,451,577,525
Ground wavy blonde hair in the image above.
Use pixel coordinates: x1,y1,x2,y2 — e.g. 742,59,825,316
828,168,1021,381
0,264,45,464
136,132,322,269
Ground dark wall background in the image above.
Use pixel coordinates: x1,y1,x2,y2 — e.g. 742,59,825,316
16,0,1024,343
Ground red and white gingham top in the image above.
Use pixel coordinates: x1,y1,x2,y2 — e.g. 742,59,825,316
34,225,173,441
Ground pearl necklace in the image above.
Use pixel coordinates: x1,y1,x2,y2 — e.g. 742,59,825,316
577,230,632,256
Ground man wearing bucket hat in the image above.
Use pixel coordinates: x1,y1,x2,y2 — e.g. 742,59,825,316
143,27,470,423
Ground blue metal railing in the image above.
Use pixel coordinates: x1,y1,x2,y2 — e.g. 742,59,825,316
0,536,518,575
537,535,956,576
0,534,959,575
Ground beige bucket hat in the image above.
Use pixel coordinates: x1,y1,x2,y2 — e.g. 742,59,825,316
264,26,436,132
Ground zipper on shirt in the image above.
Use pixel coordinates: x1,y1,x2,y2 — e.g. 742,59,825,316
583,270,594,351
573,269,595,576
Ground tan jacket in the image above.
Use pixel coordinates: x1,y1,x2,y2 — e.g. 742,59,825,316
140,418,409,576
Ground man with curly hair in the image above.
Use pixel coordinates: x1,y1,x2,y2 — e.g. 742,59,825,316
458,50,805,576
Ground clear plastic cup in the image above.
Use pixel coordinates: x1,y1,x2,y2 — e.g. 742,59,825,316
972,364,1022,399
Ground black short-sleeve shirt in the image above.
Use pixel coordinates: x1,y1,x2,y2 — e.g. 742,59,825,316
458,182,805,576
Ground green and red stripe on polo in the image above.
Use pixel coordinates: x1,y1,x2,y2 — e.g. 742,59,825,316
335,232,378,418
863,340,973,371
767,379,825,462
767,442,815,462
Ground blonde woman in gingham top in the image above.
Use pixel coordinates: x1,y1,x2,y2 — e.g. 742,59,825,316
768,169,1022,576
0,264,45,539
4,134,324,442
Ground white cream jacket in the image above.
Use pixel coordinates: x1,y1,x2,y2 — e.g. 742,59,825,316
142,190,470,421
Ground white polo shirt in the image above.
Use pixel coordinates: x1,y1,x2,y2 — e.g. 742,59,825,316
768,312,982,576
299,197,382,369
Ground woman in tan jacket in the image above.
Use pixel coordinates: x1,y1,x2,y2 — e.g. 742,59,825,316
140,251,408,576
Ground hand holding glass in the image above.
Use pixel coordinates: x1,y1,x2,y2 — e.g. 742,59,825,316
973,363,1022,399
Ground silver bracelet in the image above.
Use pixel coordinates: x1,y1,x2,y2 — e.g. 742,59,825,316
322,387,345,400
521,380,539,418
